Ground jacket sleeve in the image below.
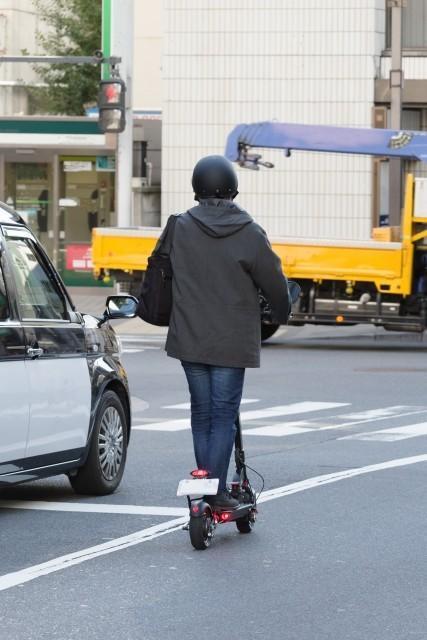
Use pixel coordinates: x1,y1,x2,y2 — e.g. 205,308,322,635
250,228,291,324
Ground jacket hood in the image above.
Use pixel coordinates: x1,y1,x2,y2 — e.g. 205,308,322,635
188,199,253,238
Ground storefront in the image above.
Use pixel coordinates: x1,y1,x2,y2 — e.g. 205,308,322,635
0,117,116,285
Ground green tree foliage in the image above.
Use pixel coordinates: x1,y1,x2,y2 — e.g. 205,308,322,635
28,0,102,115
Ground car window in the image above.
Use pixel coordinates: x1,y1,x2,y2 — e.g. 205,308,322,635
0,262,10,321
6,238,67,321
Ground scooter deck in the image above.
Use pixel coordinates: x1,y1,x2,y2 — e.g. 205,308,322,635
211,501,256,521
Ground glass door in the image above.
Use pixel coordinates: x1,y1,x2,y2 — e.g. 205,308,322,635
59,156,115,284
5,162,53,255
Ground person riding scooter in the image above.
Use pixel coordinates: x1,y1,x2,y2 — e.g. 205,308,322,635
165,155,290,509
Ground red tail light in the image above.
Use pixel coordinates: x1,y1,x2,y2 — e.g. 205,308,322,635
191,469,209,478
220,512,231,521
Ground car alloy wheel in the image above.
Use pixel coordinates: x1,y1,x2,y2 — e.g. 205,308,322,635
98,406,124,481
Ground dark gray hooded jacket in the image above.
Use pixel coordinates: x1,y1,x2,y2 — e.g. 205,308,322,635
164,198,290,368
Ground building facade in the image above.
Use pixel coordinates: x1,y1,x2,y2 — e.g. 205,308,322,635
162,0,427,240
0,0,45,115
1,0,427,260
0,0,163,282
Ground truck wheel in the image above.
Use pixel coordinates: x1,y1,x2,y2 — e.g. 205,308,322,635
261,323,280,341
69,390,128,496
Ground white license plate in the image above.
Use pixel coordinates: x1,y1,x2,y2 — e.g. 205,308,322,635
177,478,219,497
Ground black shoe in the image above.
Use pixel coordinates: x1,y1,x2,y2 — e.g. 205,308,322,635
209,491,239,510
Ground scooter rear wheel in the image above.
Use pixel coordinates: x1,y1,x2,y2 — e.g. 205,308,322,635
236,514,254,534
189,508,213,550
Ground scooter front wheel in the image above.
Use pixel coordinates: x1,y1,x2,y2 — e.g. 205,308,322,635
189,508,214,550
236,511,256,534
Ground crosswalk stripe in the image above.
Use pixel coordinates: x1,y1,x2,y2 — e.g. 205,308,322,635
133,419,189,432
244,405,427,437
244,423,314,437
122,346,160,353
163,398,260,410
338,406,418,420
132,401,348,432
311,406,427,432
239,401,349,421
339,421,427,442
120,336,165,342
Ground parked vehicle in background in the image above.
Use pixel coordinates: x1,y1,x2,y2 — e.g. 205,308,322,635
0,201,138,493
92,123,427,341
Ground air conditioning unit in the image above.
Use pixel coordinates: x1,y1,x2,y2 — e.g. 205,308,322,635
131,177,148,188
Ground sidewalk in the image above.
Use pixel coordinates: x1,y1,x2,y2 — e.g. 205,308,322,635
68,287,168,337
67,287,426,343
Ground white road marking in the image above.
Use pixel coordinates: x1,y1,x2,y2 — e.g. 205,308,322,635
244,406,427,438
0,501,187,517
120,336,165,343
123,346,160,353
244,423,314,437
257,453,427,503
338,406,420,420
130,397,150,413
312,407,427,432
133,419,190,432
163,399,260,410
0,517,187,592
239,401,349,421
162,402,194,410
1,452,427,592
340,421,427,442
133,401,349,432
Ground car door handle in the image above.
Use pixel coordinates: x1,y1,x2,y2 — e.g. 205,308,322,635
27,346,44,359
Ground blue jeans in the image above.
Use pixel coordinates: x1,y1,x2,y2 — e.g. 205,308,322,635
181,361,245,492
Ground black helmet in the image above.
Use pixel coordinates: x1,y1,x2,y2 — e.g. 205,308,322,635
192,155,238,200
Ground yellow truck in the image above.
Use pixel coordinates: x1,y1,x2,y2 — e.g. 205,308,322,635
92,123,427,339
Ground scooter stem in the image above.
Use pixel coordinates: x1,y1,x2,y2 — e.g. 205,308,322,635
234,413,248,479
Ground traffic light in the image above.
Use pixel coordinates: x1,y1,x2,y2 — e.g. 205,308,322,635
98,78,126,133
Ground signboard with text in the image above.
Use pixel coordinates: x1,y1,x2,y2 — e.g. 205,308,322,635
66,244,93,271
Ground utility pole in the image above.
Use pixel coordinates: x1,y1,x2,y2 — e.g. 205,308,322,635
110,0,134,227
388,0,405,226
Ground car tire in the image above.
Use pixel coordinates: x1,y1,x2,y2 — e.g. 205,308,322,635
261,323,280,341
69,390,128,496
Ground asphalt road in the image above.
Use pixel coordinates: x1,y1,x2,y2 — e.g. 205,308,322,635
1,324,427,640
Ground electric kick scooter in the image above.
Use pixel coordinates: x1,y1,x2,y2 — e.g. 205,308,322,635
177,281,301,551
177,414,257,551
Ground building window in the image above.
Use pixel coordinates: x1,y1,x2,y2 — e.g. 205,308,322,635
386,0,427,49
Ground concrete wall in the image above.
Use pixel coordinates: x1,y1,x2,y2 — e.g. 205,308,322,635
133,0,163,110
162,0,387,240
0,0,44,115
381,55,427,80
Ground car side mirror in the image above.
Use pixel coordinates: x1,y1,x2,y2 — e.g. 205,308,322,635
98,295,138,326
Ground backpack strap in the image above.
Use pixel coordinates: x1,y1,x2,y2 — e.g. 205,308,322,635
153,213,180,256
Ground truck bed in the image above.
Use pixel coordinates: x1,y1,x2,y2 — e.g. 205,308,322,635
92,226,409,295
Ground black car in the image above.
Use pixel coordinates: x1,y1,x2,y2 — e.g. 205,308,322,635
0,202,138,494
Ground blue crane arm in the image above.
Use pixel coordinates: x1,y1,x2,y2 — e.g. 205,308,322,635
225,121,427,168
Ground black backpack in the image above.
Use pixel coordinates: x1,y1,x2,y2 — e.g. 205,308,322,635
137,214,178,326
